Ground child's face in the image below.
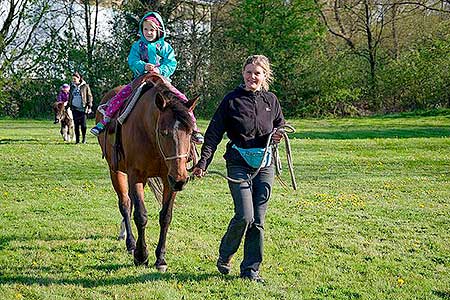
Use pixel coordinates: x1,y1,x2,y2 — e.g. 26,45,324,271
63,87,70,93
142,21,158,42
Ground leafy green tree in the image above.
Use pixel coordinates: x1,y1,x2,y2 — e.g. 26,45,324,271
218,0,323,116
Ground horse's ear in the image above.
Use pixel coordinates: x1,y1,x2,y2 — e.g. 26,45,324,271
155,94,166,111
186,95,200,113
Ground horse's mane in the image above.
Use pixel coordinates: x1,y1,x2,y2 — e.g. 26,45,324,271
143,74,194,132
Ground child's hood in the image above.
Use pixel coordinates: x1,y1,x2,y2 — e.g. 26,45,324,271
139,11,166,44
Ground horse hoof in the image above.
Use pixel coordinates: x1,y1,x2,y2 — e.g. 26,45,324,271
133,250,149,266
155,264,168,273
126,241,136,254
134,256,149,266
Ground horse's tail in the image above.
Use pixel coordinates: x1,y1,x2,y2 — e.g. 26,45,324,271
147,177,163,205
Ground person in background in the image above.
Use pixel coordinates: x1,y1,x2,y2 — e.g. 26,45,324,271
192,55,285,283
69,71,93,144
57,83,70,106
89,11,203,144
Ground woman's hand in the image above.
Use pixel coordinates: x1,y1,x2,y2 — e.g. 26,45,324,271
192,167,205,178
272,130,284,144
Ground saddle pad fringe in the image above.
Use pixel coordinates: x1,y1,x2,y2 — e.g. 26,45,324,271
117,82,146,125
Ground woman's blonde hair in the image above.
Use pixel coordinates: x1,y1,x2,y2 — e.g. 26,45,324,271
242,55,273,91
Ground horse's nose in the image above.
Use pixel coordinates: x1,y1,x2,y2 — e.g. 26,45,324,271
167,175,189,191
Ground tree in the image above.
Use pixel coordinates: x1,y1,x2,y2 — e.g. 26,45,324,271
314,0,450,84
0,0,55,73
220,0,323,115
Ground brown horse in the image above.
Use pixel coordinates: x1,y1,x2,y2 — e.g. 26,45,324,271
95,74,197,272
52,102,74,142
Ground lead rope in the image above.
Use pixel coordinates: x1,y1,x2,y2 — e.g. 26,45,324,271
273,125,297,190
204,124,297,190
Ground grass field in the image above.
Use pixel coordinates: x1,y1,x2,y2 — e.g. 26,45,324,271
0,112,449,300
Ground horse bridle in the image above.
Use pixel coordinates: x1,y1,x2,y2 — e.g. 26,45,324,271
155,114,191,161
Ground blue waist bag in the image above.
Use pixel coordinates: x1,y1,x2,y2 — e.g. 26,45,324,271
232,144,272,168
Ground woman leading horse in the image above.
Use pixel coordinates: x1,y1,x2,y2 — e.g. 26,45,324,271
95,73,198,272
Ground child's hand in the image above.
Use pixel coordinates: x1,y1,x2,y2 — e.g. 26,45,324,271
145,63,155,72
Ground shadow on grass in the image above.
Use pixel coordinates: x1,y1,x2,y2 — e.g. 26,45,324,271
0,271,234,287
0,138,86,145
0,234,111,251
0,138,40,144
374,109,450,118
433,290,450,300
290,127,450,140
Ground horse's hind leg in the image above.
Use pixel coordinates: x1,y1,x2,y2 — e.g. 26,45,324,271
110,170,136,253
69,124,75,142
154,181,177,273
118,220,126,240
62,125,69,142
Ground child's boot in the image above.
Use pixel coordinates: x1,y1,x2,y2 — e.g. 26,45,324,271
90,122,105,136
192,131,204,144
90,118,109,137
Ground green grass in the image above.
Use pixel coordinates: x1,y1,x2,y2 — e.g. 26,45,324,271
0,114,449,300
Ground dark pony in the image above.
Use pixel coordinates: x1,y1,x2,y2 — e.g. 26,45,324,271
52,102,74,142
95,73,198,272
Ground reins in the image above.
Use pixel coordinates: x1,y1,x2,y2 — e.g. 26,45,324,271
155,113,190,161
205,124,297,190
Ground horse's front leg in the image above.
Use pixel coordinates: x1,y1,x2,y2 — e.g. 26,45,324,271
110,170,136,253
129,176,149,266
155,183,177,273
60,125,66,141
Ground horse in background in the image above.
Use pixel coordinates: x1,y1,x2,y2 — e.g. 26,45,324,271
95,73,198,272
52,102,74,142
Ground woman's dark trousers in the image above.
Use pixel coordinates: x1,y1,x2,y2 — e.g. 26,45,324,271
219,161,275,277
72,110,87,143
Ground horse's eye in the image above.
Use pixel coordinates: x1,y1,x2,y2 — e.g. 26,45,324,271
160,130,170,137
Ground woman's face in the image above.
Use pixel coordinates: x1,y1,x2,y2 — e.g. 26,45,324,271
243,64,266,92
72,76,80,85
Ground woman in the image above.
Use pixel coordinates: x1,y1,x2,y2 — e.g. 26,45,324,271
192,55,285,283
69,71,93,144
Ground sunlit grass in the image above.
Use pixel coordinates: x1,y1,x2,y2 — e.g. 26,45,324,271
0,114,449,299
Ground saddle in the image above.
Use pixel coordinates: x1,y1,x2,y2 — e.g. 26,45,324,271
99,75,156,169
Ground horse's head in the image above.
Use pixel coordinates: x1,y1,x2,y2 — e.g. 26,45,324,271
52,102,65,124
154,85,199,191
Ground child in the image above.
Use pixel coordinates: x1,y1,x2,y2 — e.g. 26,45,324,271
57,83,70,105
90,11,203,144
